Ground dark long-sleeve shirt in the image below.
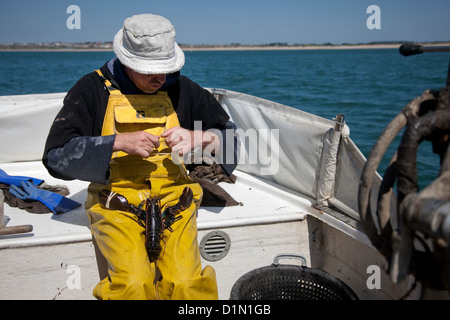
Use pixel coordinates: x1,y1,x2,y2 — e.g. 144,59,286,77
43,59,238,184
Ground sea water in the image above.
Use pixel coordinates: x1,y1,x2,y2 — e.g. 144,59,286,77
0,49,448,189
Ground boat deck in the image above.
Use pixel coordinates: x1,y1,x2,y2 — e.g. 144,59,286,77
0,161,310,249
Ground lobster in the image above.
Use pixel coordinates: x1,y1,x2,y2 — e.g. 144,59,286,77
98,186,194,263
144,196,164,262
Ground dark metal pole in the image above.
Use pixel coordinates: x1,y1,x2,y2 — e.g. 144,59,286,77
399,42,450,56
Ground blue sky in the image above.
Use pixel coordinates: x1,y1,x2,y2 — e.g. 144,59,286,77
0,0,449,45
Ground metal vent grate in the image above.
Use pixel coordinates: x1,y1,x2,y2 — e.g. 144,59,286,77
199,230,231,262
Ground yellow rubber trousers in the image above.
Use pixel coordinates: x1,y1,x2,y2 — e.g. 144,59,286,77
86,178,217,300
84,71,218,300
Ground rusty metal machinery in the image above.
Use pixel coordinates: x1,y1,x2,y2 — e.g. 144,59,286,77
359,43,450,294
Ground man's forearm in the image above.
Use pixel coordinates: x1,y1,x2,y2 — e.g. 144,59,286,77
45,135,115,184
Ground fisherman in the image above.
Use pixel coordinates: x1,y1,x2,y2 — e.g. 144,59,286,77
42,13,237,300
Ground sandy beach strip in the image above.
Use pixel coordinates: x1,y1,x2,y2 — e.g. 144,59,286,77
181,42,450,51
181,43,400,51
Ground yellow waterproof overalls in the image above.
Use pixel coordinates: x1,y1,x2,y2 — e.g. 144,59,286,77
84,70,218,300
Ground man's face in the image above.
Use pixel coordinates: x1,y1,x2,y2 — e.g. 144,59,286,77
125,67,167,93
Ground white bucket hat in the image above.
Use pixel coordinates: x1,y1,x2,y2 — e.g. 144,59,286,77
113,14,185,74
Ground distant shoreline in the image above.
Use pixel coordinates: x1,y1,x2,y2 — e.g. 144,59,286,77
181,43,403,51
1,42,449,52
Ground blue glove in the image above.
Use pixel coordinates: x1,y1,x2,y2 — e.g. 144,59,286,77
0,169,44,187
9,180,81,214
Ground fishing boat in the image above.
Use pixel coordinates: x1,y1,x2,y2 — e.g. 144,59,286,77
0,43,449,300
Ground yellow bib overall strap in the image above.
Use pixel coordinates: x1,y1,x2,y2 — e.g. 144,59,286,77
84,70,217,300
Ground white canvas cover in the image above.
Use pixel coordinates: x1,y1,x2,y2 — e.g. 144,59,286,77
213,89,378,219
217,89,340,199
0,93,65,163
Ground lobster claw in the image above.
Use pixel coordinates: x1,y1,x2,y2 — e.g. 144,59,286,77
98,189,131,212
178,187,194,210
161,187,194,231
98,189,145,219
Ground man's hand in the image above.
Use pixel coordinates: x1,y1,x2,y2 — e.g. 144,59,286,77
162,126,220,156
113,131,160,158
162,127,194,156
